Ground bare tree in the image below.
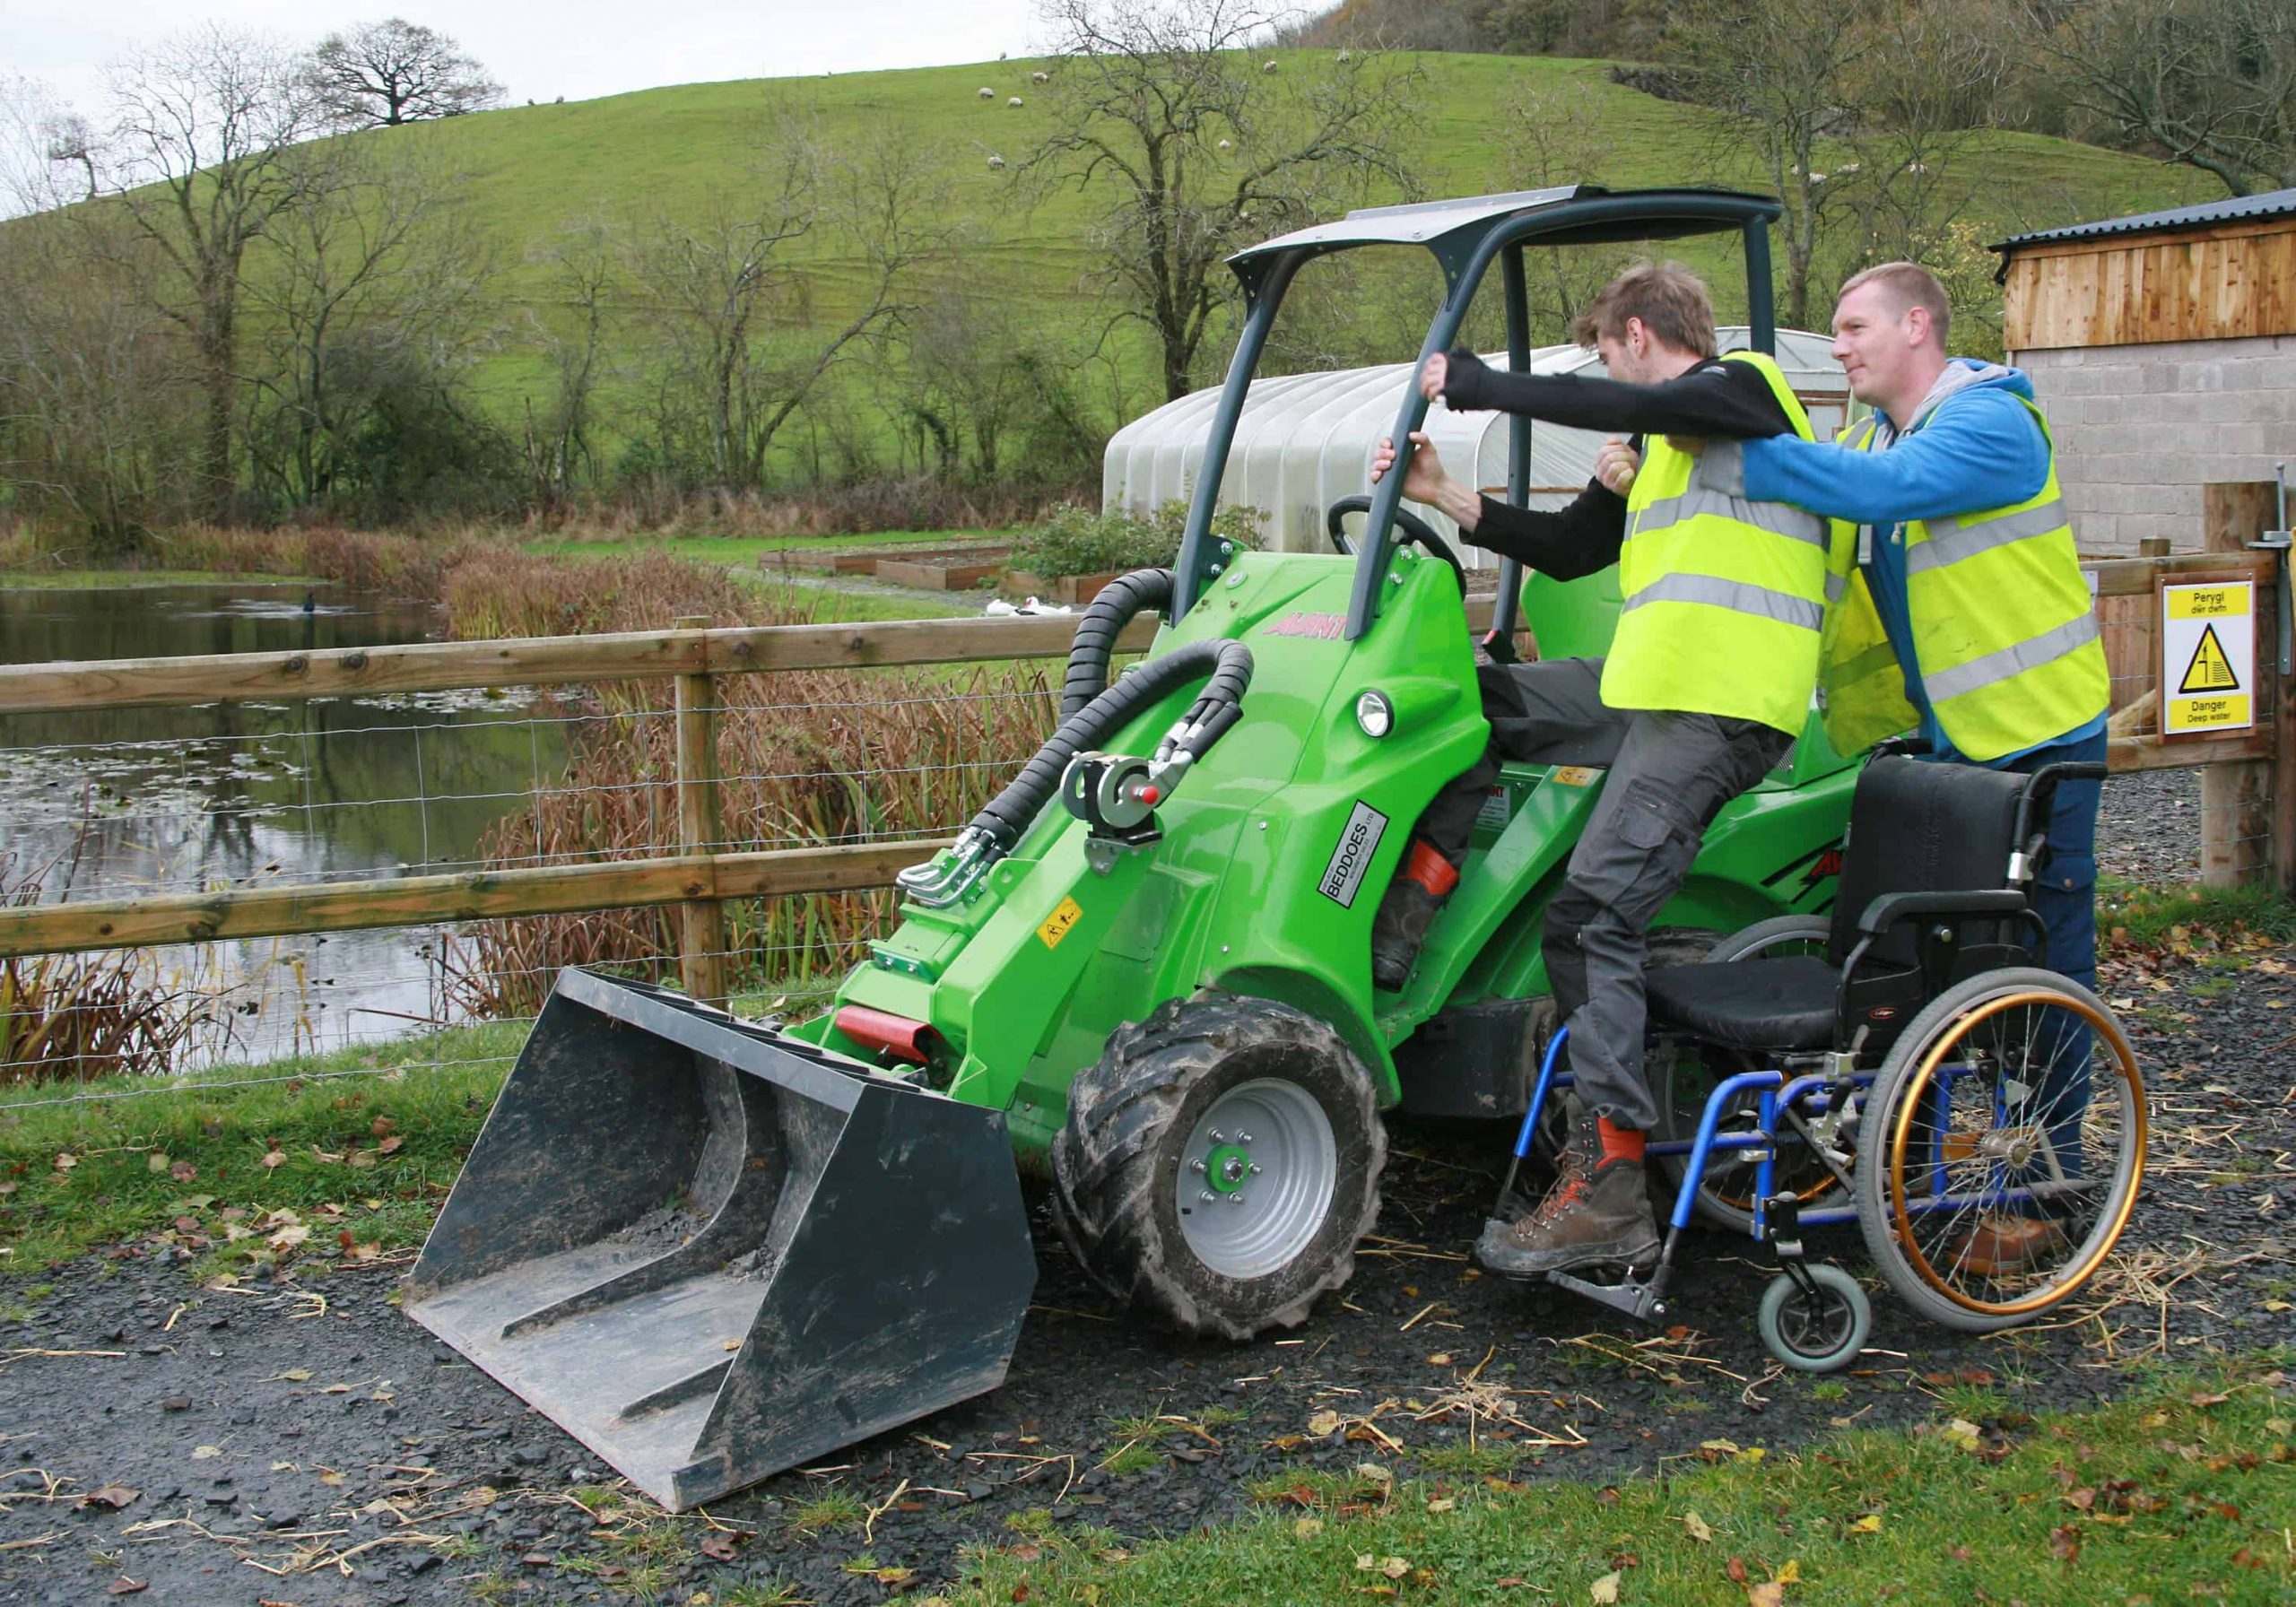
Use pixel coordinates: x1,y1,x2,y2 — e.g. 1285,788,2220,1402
1493,77,1624,339
305,18,504,129
1664,0,1879,329
524,214,619,508
2021,0,2294,196
626,106,944,491
240,142,494,508
1026,0,1422,403
97,25,320,517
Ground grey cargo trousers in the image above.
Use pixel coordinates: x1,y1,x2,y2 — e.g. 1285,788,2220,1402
1413,657,1792,1131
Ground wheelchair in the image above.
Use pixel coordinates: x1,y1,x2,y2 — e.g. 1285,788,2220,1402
1496,751,2147,1373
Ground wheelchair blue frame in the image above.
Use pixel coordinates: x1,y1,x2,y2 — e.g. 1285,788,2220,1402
1511,1024,2073,1325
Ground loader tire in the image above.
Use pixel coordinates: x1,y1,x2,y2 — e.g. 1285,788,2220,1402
1050,993,1386,1342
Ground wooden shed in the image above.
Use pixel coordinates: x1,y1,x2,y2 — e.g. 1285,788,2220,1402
1995,188,2296,556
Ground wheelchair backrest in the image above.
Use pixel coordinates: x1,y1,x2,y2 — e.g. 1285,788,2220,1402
1825,757,2034,969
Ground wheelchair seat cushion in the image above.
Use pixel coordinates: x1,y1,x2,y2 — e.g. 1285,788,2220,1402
1645,955,1840,1050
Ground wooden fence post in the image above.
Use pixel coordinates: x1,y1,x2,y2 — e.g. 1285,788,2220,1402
674,616,729,1006
2199,485,2279,888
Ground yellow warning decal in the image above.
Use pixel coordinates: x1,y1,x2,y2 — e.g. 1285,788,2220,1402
2166,586,2239,620
2179,622,2239,693
1038,896,1084,950
1548,766,1601,787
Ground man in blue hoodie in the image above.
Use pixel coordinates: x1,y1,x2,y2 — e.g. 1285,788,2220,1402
1726,262,2110,1274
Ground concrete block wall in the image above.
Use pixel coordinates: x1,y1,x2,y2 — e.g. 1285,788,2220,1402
2014,336,2295,554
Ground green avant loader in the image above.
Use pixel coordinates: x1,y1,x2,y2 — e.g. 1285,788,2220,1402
405,186,1862,1508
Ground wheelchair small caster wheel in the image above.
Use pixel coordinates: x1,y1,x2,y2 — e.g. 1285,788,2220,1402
1758,1264,1871,1374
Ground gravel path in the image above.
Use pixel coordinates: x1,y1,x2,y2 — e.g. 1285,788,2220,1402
4,797,2285,1607
2099,767,2202,884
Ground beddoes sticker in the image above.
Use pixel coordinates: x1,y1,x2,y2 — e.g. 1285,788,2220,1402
1319,800,1389,908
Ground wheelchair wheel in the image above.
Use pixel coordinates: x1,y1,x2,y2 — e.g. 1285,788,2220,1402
1655,916,1845,1232
1757,1263,1871,1373
1855,969,2145,1334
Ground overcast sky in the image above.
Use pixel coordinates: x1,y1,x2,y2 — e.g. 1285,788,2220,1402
3,1,1050,113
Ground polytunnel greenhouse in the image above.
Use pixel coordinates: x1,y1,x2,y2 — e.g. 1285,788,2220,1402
1102,328,1854,567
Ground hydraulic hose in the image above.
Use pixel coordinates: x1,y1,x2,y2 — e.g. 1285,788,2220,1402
974,637,1254,851
1060,567,1174,720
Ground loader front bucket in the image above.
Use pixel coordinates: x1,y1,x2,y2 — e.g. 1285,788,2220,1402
404,969,1037,1510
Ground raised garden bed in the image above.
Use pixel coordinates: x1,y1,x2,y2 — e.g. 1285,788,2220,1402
872,553,1009,591
1004,568,1125,605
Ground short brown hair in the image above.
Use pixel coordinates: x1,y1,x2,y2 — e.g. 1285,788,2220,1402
1839,261,1952,345
1569,262,1718,359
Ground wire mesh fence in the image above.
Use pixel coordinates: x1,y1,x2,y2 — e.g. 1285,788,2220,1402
0,637,1064,1099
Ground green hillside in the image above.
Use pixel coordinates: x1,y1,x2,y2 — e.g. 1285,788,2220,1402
382,49,2199,317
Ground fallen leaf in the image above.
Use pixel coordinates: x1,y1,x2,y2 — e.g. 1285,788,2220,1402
1700,1438,1742,1455
1940,1418,1983,1452
1848,1514,1882,1534
191,1445,220,1460
1425,1497,1456,1514
261,1151,286,1169
147,1153,170,1174
2049,1525,2080,1563
348,1150,377,1169
54,1152,76,1171
1380,1558,1410,1580
699,1532,740,1562
1354,1463,1394,1489
170,1160,196,1183
2187,1391,2231,1408
1294,1517,1324,1538
106,1581,145,1597
1683,1510,1713,1542
268,1223,310,1250
79,1485,139,1510
318,1469,346,1487
1745,1585,1784,1607
1776,1561,1801,1585
1726,1556,1749,1585
1426,1352,1452,1367
1307,1410,1343,1437
1589,1570,1622,1603
370,1116,396,1136
377,1135,404,1156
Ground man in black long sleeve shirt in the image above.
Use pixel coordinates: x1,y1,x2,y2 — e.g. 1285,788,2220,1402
1362,263,1818,1280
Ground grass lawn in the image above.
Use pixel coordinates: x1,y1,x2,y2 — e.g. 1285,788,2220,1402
517,526,1021,566
947,1357,2294,1605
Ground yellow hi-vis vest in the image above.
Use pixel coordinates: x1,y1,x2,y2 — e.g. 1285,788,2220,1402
1601,351,1828,735
1816,400,2108,762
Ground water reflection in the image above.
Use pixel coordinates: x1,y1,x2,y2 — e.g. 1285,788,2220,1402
0,582,569,1067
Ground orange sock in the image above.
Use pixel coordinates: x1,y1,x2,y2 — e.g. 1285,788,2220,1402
1596,1117,1645,1166
1403,838,1460,898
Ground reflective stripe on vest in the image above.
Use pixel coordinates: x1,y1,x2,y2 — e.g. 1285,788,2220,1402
1600,351,1830,734
1905,498,2071,576
1920,610,2101,703
1621,572,1827,632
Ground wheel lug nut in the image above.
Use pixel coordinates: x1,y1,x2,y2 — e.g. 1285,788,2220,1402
1248,1164,1262,1176
1207,1129,1224,1142
1237,1133,1254,1144
1190,1159,1206,1173
1228,1193,1245,1205
1199,1190,1216,1203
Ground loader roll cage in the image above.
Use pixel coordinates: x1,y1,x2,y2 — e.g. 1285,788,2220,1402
1170,185,1784,641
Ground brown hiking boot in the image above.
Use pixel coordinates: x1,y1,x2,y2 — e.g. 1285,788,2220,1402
1476,1156,1660,1277
1370,840,1458,991
1946,1214,2070,1278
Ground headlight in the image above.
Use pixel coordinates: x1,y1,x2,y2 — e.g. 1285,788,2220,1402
1355,690,1394,739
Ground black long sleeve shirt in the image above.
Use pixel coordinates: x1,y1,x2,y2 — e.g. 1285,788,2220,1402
1441,349,1796,580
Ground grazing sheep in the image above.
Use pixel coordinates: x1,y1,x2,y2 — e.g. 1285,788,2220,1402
1009,96,1023,107
1263,59,1277,72
1217,138,1231,150
978,86,995,99
1336,49,1352,62
987,154,1006,169
1032,70,1049,83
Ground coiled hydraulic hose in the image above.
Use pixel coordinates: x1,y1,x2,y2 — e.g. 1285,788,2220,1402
1061,567,1174,720
897,636,1254,907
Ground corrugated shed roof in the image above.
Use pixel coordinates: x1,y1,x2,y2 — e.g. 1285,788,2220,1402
1994,188,2296,252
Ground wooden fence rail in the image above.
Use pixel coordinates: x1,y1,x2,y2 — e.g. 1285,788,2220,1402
1,506,2288,971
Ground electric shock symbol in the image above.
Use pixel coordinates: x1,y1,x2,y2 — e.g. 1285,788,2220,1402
2179,623,2239,694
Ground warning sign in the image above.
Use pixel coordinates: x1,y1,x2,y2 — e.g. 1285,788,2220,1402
2161,579,2256,736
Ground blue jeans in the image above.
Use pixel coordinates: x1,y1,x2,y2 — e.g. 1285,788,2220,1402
1927,730,2104,1178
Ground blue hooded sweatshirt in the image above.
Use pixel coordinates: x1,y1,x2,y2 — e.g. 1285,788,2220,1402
1735,359,2104,760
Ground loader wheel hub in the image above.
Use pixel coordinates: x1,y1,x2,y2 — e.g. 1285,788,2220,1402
1207,1144,1253,1193
1178,1078,1338,1280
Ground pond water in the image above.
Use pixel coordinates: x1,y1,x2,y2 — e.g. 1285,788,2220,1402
0,581,568,1070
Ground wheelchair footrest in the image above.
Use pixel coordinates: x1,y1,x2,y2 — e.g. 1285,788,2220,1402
1545,1266,1669,1325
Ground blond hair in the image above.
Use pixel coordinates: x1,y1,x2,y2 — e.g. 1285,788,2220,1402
1839,261,1952,345
1569,261,1718,360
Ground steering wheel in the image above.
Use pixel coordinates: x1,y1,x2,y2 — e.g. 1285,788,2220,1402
1324,494,1468,596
